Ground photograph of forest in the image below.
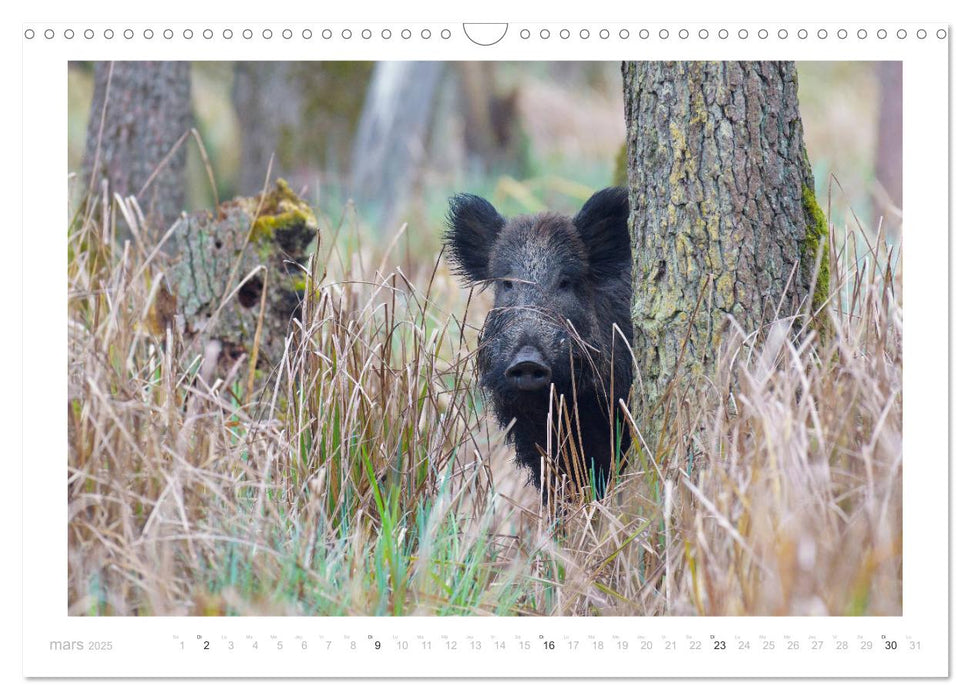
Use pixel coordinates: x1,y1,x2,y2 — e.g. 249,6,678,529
67,60,902,616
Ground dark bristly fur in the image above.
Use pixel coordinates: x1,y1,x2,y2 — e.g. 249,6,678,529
444,187,633,496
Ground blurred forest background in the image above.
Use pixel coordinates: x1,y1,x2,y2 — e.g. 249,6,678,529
68,61,902,255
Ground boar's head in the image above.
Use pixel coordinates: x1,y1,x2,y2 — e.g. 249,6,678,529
444,187,633,495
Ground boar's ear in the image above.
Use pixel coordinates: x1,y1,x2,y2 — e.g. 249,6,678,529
444,193,505,285
573,187,631,283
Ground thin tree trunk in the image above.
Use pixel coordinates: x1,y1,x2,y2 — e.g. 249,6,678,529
455,62,522,176
874,61,903,213
622,61,827,453
457,62,500,164
232,62,372,197
82,61,191,234
232,62,302,196
349,61,444,233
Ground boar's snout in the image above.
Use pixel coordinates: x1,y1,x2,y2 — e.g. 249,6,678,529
503,345,552,393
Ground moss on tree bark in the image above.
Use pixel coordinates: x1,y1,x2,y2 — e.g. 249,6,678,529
622,61,828,454
164,179,318,374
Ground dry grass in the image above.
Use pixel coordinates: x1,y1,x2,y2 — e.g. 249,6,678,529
68,184,901,616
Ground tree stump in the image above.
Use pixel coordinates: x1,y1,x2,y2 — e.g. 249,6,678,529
165,179,318,373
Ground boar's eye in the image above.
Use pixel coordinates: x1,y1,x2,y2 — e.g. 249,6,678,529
501,279,514,291
558,277,572,291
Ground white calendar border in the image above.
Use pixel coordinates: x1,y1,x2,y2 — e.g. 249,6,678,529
20,15,949,679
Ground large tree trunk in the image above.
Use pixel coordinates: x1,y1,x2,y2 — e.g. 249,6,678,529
622,61,827,453
82,61,192,234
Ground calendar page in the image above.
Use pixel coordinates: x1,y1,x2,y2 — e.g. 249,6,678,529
20,3,950,682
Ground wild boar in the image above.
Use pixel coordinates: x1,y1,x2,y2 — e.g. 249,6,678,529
445,187,633,496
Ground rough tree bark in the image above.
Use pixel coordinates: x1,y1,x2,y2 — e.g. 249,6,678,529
622,61,828,452
164,179,318,374
82,61,192,233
